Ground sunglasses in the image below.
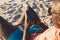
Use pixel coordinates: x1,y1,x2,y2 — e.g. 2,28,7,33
48,7,52,15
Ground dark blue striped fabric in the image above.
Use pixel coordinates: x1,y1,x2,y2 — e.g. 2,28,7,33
8,24,43,40
26,6,38,20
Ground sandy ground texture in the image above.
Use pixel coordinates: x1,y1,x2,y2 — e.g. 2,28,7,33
0,0,53,27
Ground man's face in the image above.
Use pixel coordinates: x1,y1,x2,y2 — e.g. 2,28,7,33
51,5,60,28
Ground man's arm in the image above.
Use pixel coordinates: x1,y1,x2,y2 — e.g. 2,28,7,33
33,33,46,40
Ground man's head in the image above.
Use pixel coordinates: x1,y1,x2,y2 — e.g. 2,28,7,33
51,2,60,28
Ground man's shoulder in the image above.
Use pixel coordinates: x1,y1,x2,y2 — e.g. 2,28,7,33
43,26,55,34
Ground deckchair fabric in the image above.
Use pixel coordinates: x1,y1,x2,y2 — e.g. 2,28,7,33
8,24,43,40
26,6,38,20
0,16,16,38
8,30,23,40
28,24,43,35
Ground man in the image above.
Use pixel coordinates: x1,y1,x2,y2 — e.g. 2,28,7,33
32,1,60,40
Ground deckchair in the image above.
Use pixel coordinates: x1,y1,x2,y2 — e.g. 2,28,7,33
0,16,17,40
0,5,48,40
7,6,48,40
22,6,48,40
14,5,48,40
